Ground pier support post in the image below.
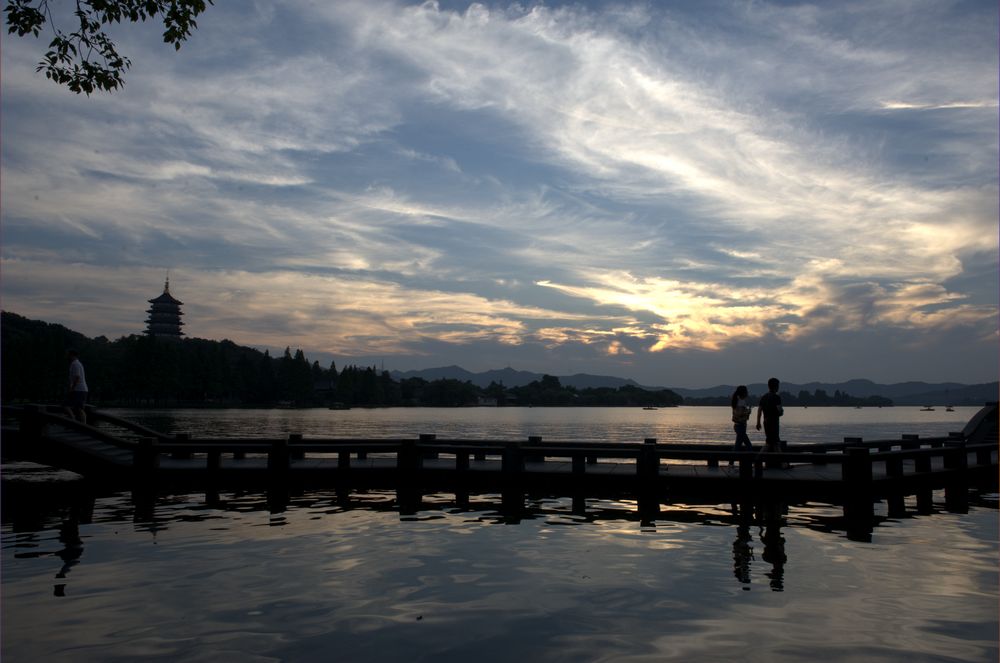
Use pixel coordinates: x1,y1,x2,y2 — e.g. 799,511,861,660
915,450,933,514
501,442,524,518
843,447,874,540
637,439,659,522
886,454,906,517
397,440,421,515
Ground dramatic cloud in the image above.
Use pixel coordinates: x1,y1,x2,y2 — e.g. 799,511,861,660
1,0,996,387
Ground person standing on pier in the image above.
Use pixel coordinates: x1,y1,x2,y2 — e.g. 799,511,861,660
755,377,783,455
730,385,753,464
64,349,89,424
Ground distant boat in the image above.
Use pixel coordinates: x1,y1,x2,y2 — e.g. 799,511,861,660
920,406,935,412
946,405,955,412
643,406,658,410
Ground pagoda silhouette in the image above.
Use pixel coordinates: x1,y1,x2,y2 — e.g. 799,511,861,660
145,278,184,338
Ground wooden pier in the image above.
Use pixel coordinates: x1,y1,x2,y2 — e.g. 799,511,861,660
3,404,996,523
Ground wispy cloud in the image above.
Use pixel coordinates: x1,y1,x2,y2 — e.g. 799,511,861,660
1,0,996,385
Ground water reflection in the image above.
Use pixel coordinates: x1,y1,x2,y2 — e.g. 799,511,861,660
759,502,788,592
5,483,996,601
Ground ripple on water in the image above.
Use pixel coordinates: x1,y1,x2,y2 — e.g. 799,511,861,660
1,487,997,662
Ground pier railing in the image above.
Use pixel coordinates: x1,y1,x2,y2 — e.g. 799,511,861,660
5,404,996,502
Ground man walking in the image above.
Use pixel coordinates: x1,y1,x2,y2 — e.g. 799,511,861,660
64,349,89,424
756,377,784,458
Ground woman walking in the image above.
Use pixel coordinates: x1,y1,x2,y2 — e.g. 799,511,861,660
731,385,753,463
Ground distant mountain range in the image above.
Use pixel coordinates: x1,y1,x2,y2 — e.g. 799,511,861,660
389,366,998,406
390,366,644,390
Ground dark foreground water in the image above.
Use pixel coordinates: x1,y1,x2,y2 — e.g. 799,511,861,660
2,407,997,661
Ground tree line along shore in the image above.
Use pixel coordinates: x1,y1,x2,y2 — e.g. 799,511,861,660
1,312,891,409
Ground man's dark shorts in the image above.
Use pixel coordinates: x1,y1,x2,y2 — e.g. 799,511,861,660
64,391,88,408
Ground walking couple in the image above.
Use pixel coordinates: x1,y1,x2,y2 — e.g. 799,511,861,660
730,378,784,459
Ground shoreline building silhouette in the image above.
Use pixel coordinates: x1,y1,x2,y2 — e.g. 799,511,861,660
145,278,184,338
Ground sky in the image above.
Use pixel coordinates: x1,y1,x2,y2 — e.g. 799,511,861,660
1,0,997,389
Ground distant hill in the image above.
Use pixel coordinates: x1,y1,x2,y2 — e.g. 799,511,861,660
389,367,997,405
390,366,645,390
671,379,997,405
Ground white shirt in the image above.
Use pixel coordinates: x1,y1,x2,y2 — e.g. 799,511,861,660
69,359,88,392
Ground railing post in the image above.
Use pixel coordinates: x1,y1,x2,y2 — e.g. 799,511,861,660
502,442,524,476
207,448,221,475
268,438,289,479
21,404,47,442
526,435,543,463
172,433,191,460
134,436,159,473
398,439,420,474
943,440,968,513
289,433,304,460
420,433,438,460
843,447,872,485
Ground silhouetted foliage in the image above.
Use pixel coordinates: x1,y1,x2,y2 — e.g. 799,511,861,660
6,0,212,93
1,312,687,408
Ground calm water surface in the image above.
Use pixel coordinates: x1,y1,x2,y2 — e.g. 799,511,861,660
103,405,982,444
2,407,997,662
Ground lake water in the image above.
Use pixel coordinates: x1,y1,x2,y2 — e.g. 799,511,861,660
101,404,982,444
2,406,997,661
